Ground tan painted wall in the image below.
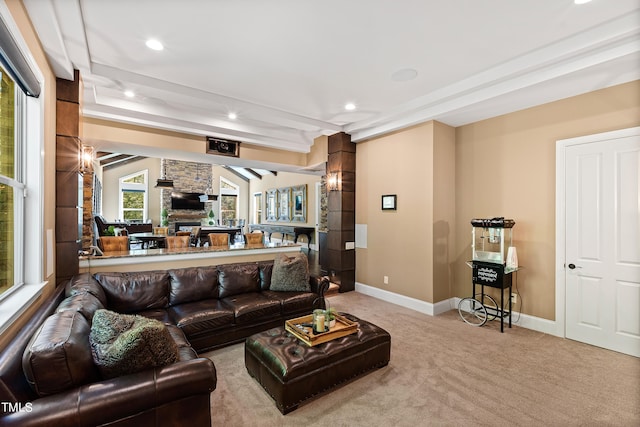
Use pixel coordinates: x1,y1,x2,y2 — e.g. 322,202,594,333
307,134,328,168
248,171,321,228
454,80,640,321
432,121,456,303
355,121,436,302
1,0,57,346
355,82,639,316
101,157,161,223
83,117,310,168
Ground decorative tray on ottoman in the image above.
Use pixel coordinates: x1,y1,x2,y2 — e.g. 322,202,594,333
285,313,358,346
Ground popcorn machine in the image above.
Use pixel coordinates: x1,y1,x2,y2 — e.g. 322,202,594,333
461,217,518,332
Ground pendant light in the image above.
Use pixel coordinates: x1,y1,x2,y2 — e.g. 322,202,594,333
155,160,174,188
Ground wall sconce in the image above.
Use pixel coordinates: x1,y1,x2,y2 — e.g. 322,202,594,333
81,145,94,172
327,172,341,191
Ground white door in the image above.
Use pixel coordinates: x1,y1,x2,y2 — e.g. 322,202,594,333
565,131,640,357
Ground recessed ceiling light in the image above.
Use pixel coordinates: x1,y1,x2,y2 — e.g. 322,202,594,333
344,103,356,111
228,112,237,120
124,90,135,98
574,0,591,4
391,68,418,82
145,39,164,51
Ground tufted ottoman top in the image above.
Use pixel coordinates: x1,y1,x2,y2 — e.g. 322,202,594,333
244,313,390,382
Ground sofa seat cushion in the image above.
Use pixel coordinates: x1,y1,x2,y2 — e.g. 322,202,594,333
269,253,310,292
135,308,173,324
261,290,318,315
221,293,281,324
94,271,170,313
22,311,101,396
168,299,235,337
89,309,179,379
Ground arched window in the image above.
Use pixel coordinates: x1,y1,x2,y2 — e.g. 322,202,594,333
118,170,148,222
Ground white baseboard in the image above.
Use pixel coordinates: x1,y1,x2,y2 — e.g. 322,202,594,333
451,297,560,336
355,282,452,316
355,282,560,336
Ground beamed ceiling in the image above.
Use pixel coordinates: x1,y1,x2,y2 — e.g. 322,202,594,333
23,0,640,170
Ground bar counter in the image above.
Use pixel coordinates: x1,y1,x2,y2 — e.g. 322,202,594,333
79,242,302,273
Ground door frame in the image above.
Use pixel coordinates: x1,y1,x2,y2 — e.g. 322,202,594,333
555,126,640,339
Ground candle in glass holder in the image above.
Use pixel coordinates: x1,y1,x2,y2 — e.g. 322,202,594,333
315,314,325,332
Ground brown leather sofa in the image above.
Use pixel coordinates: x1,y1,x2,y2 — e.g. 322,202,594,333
0,259,328,426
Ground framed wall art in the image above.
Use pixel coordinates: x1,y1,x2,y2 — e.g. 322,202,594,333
278,187,291,221
381,194,397,210
291,184,307,222
265,189,278,221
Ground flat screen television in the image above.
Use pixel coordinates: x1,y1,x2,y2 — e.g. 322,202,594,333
171,192,205,210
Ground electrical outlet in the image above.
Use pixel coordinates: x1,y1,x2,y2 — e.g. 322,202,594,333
511,293,517,304
383,276,389,285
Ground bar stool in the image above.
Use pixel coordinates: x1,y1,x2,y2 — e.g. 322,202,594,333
208,233,229,248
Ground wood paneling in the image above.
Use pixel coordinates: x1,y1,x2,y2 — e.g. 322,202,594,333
326,132,356,292
56,72,82,283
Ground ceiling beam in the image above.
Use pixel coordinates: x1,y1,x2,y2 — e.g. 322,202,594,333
244,168,263,180
223,166,249,182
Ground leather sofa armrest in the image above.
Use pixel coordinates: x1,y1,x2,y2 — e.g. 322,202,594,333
0,358,216,427
309,275,330,299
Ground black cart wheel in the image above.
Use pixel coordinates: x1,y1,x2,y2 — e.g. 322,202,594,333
476,293,499,321
458,297,488,327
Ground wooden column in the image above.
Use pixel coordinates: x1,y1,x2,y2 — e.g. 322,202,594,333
326,132,355,292
55,70,82,283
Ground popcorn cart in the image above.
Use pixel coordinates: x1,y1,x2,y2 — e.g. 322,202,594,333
459,217,518,332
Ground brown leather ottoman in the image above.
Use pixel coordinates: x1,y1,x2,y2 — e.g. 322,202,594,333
244,313,391,414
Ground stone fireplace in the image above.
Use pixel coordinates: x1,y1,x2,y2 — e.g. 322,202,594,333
161,159,216,231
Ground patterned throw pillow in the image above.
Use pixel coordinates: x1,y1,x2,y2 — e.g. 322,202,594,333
269,253,310,292
89,309,178,379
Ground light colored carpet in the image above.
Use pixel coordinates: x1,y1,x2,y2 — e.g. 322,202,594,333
204,292,640,426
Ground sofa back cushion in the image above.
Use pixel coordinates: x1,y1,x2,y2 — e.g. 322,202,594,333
94,271,169,313
22,311,100,397
66,273,107,305
168,267,219,305
217,263,260,298
258,261,274,291
56,291,104,322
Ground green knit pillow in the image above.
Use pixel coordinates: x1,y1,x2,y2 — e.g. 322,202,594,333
89,309,178,379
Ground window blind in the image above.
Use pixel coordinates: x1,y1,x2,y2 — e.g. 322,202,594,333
0,15,40,97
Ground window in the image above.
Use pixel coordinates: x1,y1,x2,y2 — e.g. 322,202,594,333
253,192,262,224
219,177,238,223
119,170,148,222
0,66,20,296
0,6,45,334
